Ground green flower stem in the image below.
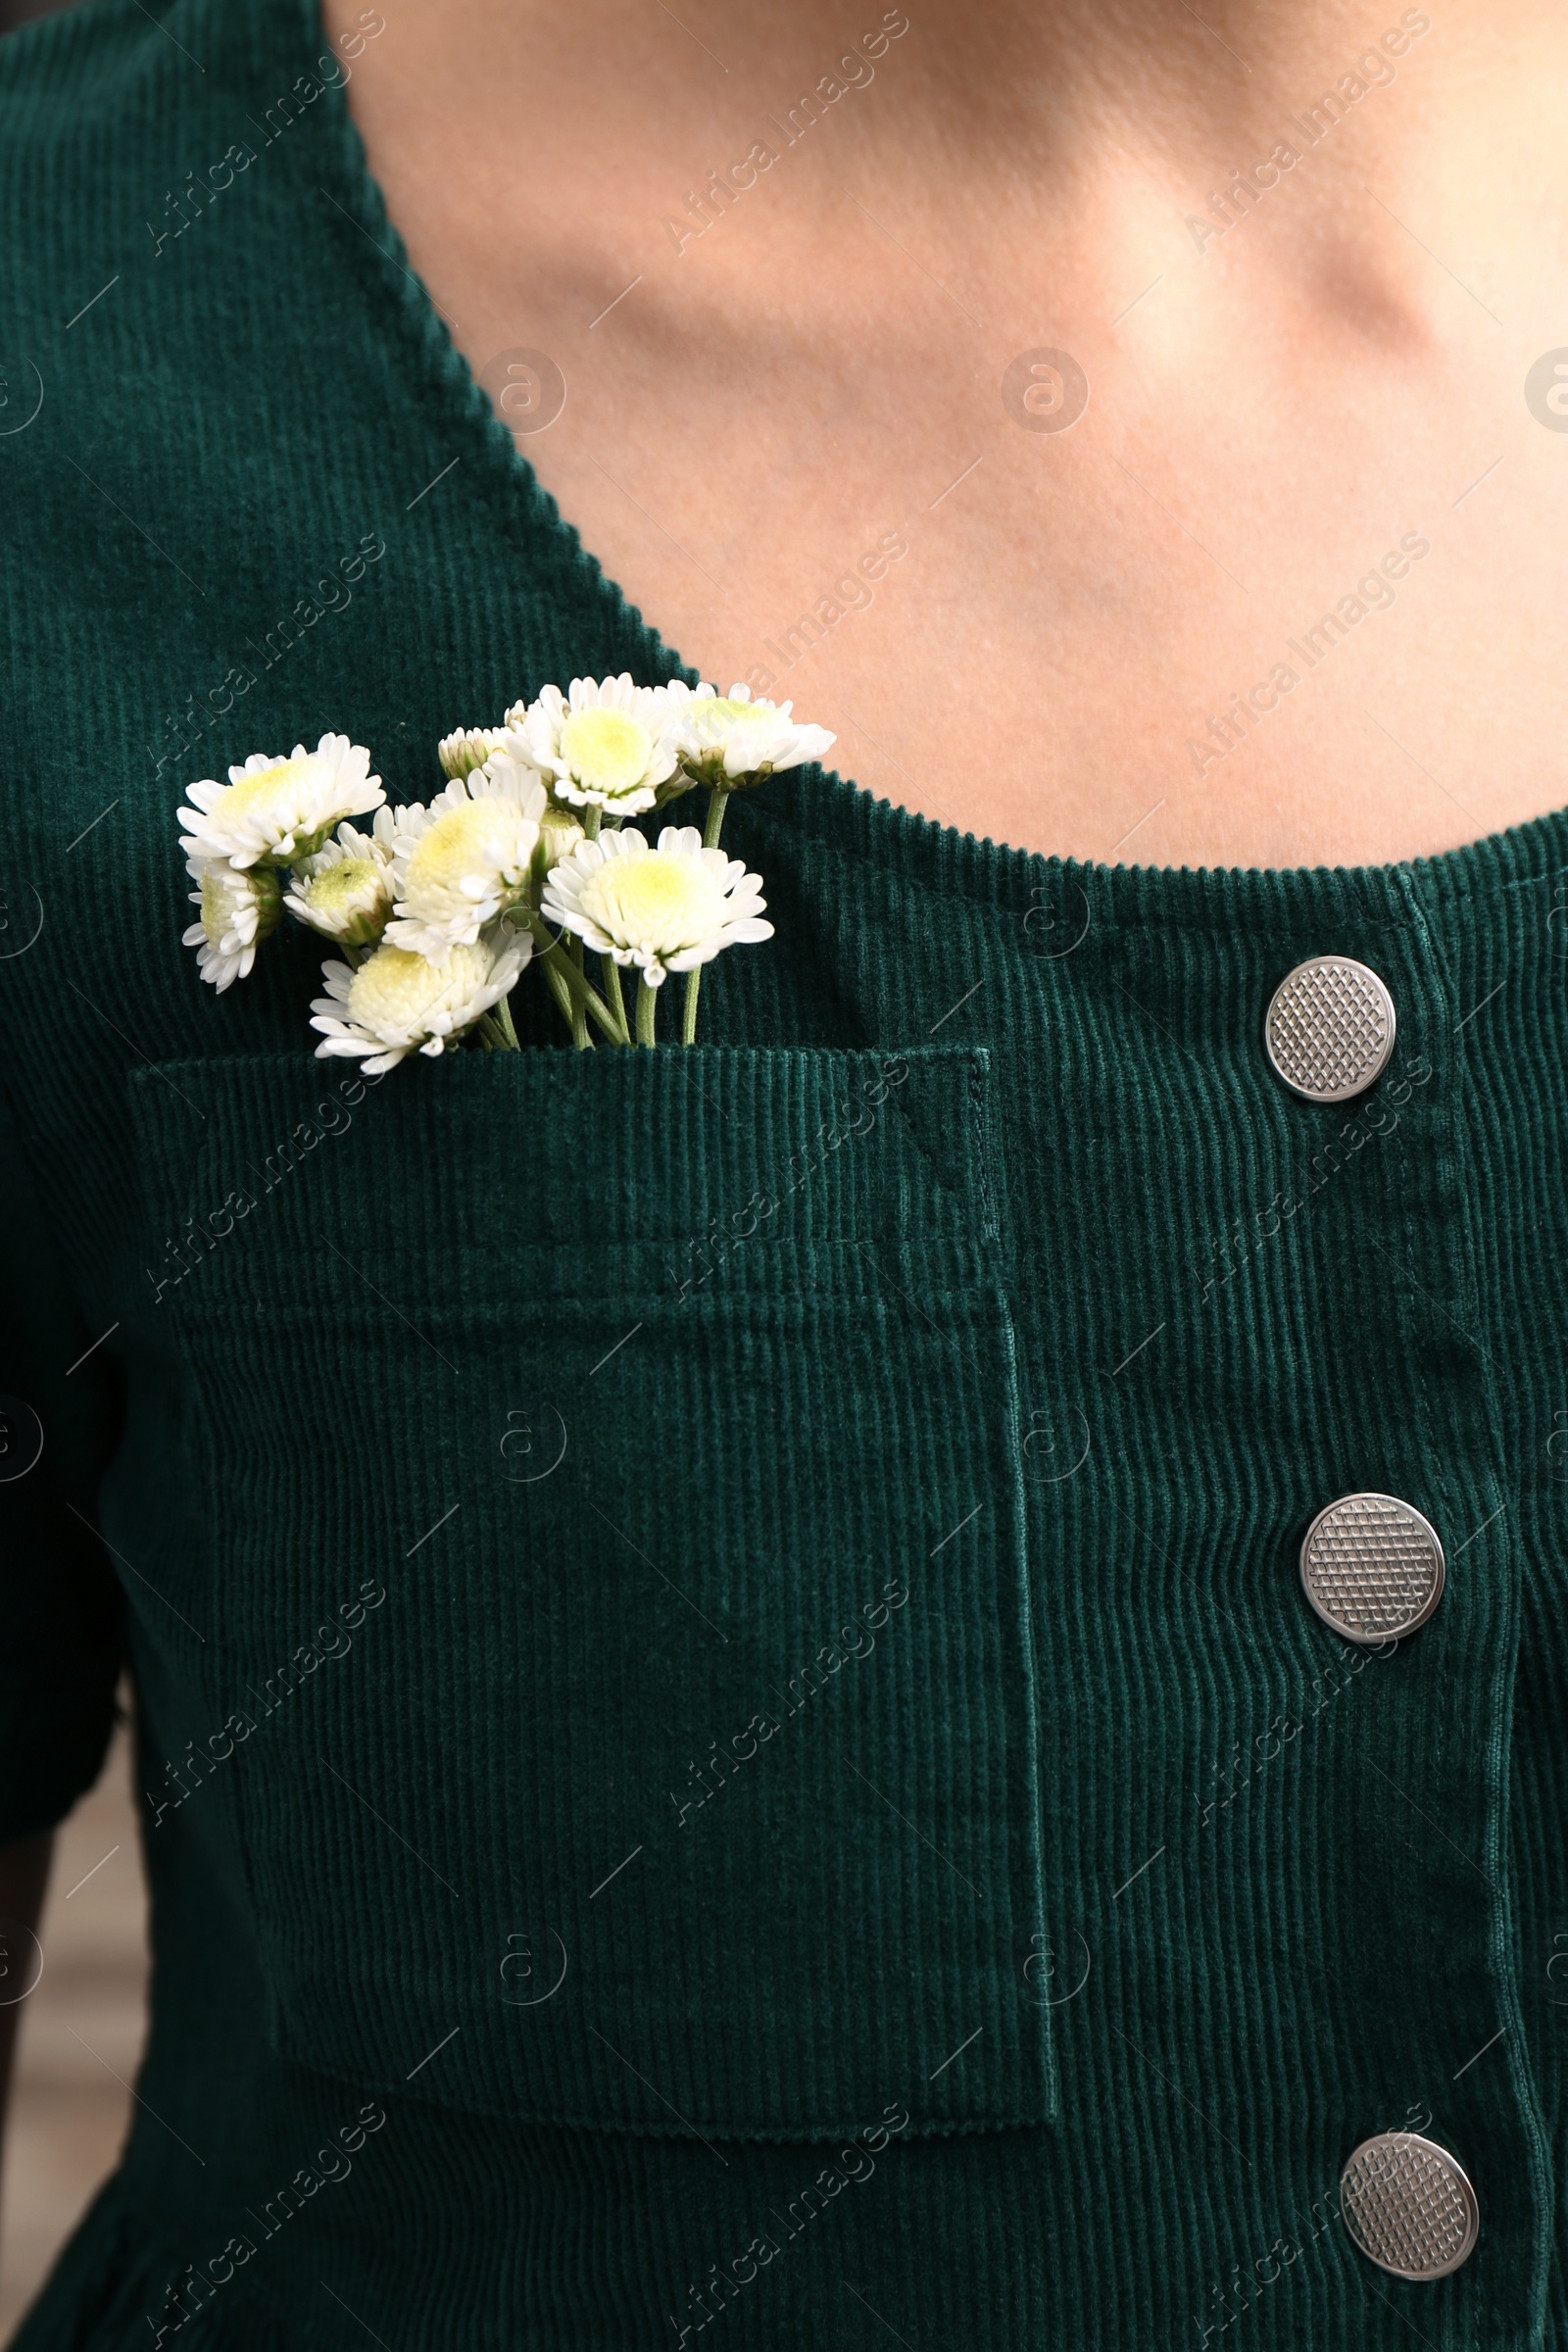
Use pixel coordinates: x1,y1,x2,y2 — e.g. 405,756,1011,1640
524,911,627,1045
679,786,731,1048
602,954,627,1038
568,936,590,1050
538,955,576,1032
636,974,658,1048
703,787,730,850
493,990,521,1052
583,806,602,842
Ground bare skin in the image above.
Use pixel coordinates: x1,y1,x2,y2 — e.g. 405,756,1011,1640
0,1832,51,2214
327,0,1567,867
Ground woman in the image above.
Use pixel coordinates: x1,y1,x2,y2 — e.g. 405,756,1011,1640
0,0,1564,2341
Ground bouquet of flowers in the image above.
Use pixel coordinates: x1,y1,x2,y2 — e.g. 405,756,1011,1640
177,678,834,1068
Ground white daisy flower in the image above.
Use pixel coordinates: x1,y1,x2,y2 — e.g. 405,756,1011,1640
665,681,836,787
437,726,510,782
533,800,586,886
282,808,404,947
483,721,589,864
540,823,772,988
383,759,547,963
182,858,281,991
514,674,678,814
310,928,530,1074
178,733,384,870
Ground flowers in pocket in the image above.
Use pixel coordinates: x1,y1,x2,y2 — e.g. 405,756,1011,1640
178,680,832,1067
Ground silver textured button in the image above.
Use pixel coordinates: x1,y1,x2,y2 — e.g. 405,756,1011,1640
1341,2132,1479,2280
1299,1493,1445,1642
1264,956,1396,1102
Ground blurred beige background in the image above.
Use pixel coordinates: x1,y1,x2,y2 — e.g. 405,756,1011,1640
0,1722,147,2341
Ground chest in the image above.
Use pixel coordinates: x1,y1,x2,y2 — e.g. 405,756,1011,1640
514,335,1566,868
343,100,1568,869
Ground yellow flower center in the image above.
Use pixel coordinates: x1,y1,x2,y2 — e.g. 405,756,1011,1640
686,695,762,748
306,857,383,916
559,707,653,793
199,871,242,946
200,864,277,944
347,941,493,1032
221,757,312,816
406,802,528,900
580,851,724,955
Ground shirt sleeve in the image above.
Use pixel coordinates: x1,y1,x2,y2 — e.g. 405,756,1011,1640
0,1084,124,1844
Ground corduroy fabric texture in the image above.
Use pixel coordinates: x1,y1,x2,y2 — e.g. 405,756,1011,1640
0,1,1564,2344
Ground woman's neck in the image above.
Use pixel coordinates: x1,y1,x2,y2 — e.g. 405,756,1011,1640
323,0,1568,867
341,0,1530,179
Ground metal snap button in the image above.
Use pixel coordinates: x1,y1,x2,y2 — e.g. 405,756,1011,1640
1299,1493,1445,1642
1265,956,1396,1102
1340,2132,1479,2280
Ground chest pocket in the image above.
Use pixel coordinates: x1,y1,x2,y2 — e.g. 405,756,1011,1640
127,1044,1052,2140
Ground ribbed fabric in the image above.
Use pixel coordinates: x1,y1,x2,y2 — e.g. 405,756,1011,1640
0,2,1563,2345
122,1045,1050,2138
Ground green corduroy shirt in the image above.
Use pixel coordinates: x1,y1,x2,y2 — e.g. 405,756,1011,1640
0,1,1565,2344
